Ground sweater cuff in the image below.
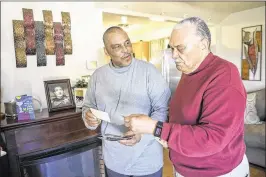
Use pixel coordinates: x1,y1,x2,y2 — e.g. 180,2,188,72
161,122,171,141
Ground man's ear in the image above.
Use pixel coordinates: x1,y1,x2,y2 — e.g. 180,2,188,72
104,47,109,56
200,38,209,50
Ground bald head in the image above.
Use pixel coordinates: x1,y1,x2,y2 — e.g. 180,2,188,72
103,26,126,46
102,26,133,68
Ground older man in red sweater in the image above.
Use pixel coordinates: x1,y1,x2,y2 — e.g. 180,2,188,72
124,17,249,177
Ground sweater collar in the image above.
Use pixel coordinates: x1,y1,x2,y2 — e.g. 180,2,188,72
109,58,135,73
187,52,214,76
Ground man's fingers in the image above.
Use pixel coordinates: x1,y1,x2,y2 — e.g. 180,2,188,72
85,119,99,126
155,138,168,148
85,117,98,123
119,138,135,146
124,122,130,127
120,131,134,145
124,130,134,136
84,110,101,127
89,121,99,126
119,131,141,146
85,112,99,123
86,111,96,119
124,116,131,122
129,114,141,117
124,115,139,128
124,116,131,127
124,114,141,120
119,139,128,145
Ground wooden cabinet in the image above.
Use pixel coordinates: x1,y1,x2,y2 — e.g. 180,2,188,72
132,41,150,62
0,108,104,177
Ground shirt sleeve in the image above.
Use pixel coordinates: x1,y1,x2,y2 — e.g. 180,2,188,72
147,65,171,122
82,73,99,130
160,86,246,157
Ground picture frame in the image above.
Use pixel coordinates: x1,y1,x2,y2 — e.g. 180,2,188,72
44,79,75,112
241,25,263,81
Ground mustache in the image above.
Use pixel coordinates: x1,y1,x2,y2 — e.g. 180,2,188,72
122,53,132,58
173,57,183,63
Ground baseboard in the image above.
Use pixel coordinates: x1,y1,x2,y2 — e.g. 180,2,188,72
249,163,266,171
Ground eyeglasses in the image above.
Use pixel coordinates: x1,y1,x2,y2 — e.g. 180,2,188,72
111,40,132,52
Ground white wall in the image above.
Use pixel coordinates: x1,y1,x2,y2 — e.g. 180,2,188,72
128,23,216,46
1,2,104,109
128,23,175,42
215,6,265,92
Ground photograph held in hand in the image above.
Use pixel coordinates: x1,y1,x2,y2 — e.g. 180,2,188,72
88,108,135,142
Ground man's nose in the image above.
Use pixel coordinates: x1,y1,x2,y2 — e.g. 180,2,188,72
172,50,180,60
121,45,128,53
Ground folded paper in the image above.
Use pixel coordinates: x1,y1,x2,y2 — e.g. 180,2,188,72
90,108,111,123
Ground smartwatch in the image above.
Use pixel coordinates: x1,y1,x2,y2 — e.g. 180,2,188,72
153,121,163,138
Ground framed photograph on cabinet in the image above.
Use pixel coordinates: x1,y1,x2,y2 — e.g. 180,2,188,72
44,79,75,112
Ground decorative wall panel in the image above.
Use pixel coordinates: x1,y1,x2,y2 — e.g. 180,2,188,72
43,10,55,55
23,8,36,55
13,20,27,68
12,9,73,68
61,12,72,54
35,21,47,66
54,22,65,66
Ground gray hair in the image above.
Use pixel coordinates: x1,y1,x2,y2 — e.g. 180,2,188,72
174,17,211,48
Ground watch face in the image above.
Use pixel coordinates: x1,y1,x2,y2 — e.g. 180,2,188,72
154,127,162,137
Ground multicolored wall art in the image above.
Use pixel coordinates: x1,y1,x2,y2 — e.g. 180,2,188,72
241,25,262,81
12,8,72,68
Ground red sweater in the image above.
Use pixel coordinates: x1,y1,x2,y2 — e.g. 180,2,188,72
161,53,247,177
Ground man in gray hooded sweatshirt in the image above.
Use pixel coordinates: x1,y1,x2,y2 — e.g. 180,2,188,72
82,26,171,177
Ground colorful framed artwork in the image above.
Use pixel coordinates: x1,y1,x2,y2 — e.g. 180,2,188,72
241,25,262,81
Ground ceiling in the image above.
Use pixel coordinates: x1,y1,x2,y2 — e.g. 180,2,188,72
185,2,265,13
102,12,176,42
103,13,152,26
96,2,265,24
100,2,264,42
103,12,175,28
